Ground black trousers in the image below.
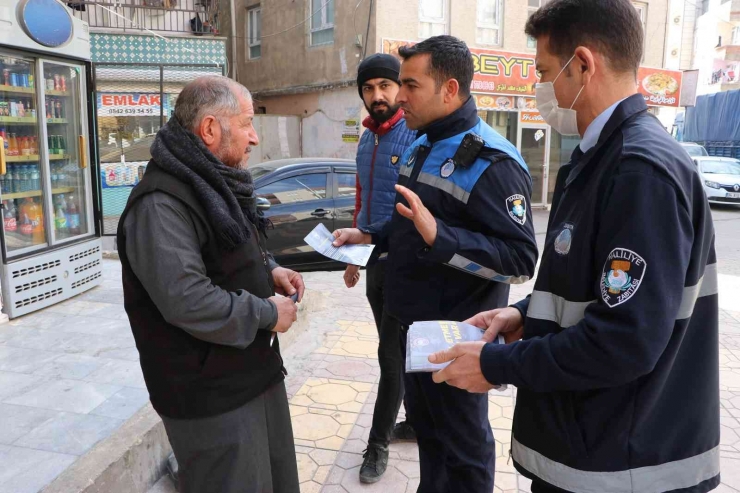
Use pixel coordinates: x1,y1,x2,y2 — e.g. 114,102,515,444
366,261,406,448
160,381,299,493
400,326,496,493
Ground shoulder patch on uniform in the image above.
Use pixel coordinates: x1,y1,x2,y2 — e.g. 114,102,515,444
600,248,646,308
506,195,527,225
391,155,399,165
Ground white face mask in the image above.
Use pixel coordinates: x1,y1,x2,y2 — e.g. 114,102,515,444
535,54,585,136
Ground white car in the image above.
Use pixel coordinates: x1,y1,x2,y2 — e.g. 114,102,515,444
693,156,740,205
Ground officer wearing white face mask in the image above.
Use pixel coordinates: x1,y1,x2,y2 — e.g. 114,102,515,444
426,1,720,493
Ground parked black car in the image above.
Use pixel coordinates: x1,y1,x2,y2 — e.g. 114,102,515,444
251,158,356,271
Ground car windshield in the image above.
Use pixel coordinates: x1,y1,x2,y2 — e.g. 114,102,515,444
701,160,740,175
682,145,707,157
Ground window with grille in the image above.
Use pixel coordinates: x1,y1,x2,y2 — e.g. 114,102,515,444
477,0,503,46
419,0,447,39
310,0,334,46
247,7,261,59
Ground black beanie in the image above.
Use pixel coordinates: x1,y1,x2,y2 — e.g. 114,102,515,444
357,53,401,98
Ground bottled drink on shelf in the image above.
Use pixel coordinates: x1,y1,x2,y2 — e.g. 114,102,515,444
21,136,29,156
31,164,39,191
19,198,32,237
17,100,25,118
51,162,58,188
58,162,67,188
21,165,30,192
60,75,66,92
8,133,17,156
45,99,51,119
59,135,66,154
5,165,12,193
2,69,9,86
53,74,60,91
67,195,80,235
28,197,44,243
55,100,63,119
54,195,67,235
3,200,17,233
46,78,54,91
11,164,19,192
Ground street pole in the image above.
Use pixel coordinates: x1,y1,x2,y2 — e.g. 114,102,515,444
230,0,238,81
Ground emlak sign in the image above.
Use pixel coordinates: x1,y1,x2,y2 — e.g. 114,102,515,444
97,93,162,117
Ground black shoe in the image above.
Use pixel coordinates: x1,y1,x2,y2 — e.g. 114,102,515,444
390,421,417,443
359,445,389,484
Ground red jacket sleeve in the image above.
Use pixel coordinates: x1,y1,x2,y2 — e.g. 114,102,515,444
352,173,362,228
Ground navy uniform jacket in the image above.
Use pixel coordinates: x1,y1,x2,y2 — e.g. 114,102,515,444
481,95,720,493
373,97,538,325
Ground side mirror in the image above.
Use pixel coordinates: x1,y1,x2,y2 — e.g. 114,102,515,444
256,197,271,211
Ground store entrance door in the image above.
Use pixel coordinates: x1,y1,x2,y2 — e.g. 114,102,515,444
517,123,551,207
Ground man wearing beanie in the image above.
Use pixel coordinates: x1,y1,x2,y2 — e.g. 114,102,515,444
343,53,416,484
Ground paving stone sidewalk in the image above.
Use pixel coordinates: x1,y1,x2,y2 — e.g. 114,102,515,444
156,267,740,493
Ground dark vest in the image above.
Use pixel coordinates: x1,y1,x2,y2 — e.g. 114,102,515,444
117,161,284,419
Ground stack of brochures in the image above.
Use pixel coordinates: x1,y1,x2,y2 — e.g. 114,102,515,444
406,320,507,390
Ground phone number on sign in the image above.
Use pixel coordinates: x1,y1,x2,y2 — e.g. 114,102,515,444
102,108,159,115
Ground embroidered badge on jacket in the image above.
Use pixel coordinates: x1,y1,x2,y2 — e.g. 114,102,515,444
600,248,646,308
507,195,527,225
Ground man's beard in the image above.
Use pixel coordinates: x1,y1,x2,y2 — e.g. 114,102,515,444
216,125,250,170
366,102,400,124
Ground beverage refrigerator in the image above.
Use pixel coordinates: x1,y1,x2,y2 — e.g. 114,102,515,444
0,0,103,318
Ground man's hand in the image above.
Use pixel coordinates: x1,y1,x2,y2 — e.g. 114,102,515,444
269,296,298,333
272,267,305,302
332,228,371,247
429,341,495,393
344,264,361,288
465,307,524,344
394,185,438,246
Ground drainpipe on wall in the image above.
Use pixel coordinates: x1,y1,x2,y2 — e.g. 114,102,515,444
230,0,238,81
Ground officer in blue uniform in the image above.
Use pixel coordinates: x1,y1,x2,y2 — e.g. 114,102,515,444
429,2,720,493
333,36,538,493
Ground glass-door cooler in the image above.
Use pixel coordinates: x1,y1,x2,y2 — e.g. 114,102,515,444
0,50,102,318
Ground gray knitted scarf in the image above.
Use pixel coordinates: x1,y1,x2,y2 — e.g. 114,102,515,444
150,116,267,250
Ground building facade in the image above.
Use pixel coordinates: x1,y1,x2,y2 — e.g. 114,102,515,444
689,0,740,95
70,0,228,237
229,0,675,207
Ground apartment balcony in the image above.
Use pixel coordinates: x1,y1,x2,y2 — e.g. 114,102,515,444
68,0,221,36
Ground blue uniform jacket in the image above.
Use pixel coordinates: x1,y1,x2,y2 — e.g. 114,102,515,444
375,97,539,325
481,94,720,493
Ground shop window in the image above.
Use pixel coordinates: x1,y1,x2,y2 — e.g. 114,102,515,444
477,0,503,46
310,0,334,46
419,0,447,39
247,6,261,59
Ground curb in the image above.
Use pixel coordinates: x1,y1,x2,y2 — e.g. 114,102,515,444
41,288,321,493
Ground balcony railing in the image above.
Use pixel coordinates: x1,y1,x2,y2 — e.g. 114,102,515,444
68,0,220,35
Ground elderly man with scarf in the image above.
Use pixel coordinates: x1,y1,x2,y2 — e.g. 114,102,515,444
117,76,304,493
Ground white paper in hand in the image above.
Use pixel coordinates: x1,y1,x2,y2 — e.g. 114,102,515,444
304,223,376,267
